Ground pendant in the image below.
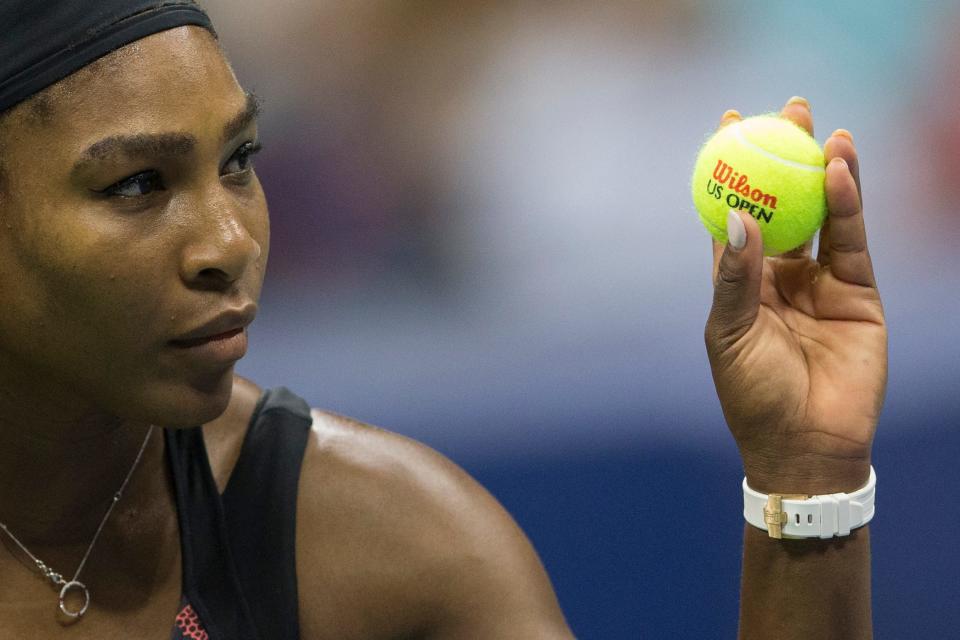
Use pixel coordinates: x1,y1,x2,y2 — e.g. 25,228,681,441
58,580,90,618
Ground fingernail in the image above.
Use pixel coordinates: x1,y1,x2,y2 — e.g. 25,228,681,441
727,210,746,251
787,96,811,110
832,128,854,143
830,157,849,170
721,109,742,120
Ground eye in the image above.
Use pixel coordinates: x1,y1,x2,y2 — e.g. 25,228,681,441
100,171,165,198
222,141,263,176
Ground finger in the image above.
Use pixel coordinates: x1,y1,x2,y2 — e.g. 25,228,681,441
719,108,743,130
712,237,724,281
824,128,862,206
780,96,814,137
821,156,876,288
816,216,832,267
818,130,864,267
706,210,764,350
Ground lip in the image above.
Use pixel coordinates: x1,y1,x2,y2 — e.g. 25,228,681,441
168,327,249,365
170,305,257,345
168,305,256,365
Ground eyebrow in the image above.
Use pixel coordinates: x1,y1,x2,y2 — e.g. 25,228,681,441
71,91,261,176
222,92,261,144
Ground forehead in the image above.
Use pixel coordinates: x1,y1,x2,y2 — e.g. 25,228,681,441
9,26,246,151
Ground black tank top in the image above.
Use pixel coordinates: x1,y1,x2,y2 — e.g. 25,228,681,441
166,387,311,640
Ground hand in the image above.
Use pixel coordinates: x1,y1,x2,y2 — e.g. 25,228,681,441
704,97,888,495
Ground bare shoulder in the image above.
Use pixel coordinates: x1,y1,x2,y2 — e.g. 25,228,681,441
297,409,574,640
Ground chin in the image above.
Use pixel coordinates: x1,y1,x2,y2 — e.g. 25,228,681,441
131,368,238,429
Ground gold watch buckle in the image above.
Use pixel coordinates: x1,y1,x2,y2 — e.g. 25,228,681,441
763,493,811,539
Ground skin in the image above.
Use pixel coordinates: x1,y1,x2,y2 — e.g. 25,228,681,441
0,25,885,640
706,99,885,638
0,26,265,638
708,101,884,495
0,27,570,638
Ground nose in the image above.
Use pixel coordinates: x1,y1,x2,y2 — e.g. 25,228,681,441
180,193,262,289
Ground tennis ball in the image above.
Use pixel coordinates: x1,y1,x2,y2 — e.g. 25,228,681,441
691,114,826,256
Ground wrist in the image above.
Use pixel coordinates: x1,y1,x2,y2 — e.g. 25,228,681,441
742,453,872,495
743,465,876,539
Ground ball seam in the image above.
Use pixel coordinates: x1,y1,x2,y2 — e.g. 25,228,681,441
732,126,825,172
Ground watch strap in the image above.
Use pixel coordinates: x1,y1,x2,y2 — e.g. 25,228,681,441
742,466,876,539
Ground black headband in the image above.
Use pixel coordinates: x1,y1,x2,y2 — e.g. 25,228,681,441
0,1,215,114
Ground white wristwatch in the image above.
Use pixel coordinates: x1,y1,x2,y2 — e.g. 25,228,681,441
742,466,876,539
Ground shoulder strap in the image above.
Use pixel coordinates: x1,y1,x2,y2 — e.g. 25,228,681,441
164,427,261,640
221,387,312,640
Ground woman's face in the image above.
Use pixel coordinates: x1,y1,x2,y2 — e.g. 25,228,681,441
0,26,269,427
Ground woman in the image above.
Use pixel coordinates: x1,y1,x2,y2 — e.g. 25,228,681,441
0,1,886,638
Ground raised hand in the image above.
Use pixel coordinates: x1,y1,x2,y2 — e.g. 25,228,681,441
704,97,887,495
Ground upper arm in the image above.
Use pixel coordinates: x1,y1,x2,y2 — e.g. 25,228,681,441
295,409,574,640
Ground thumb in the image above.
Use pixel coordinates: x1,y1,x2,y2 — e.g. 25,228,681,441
706,210,764,351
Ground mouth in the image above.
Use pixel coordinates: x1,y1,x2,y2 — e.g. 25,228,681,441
167,326,249,365
170,327,244,348
167,304,256,366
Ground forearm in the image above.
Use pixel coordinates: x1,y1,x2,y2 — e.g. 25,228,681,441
738,515,872,639
739,463,873,640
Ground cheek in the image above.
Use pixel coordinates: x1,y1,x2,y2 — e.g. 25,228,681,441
242,180,271,284
249,177,270,257
0,184,268,422
0,217,172,373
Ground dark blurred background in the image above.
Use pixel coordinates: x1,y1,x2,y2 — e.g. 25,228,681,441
203,1,960,637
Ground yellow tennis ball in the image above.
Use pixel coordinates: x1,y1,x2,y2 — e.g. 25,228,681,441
691,114,827,256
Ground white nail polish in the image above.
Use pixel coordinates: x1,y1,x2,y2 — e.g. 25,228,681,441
727,210,746,250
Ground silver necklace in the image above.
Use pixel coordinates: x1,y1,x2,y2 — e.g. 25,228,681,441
0,424,155,619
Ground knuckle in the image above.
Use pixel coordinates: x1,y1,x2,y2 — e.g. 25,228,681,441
829,237,866,255
715,261,743,287
704,318,725,358
704,317,718,345
705,313,751,356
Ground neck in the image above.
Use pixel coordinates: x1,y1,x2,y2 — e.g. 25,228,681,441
0,368,165,548
0,361,188,614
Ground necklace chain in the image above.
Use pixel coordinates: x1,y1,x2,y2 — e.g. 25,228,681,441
0,424,155,619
